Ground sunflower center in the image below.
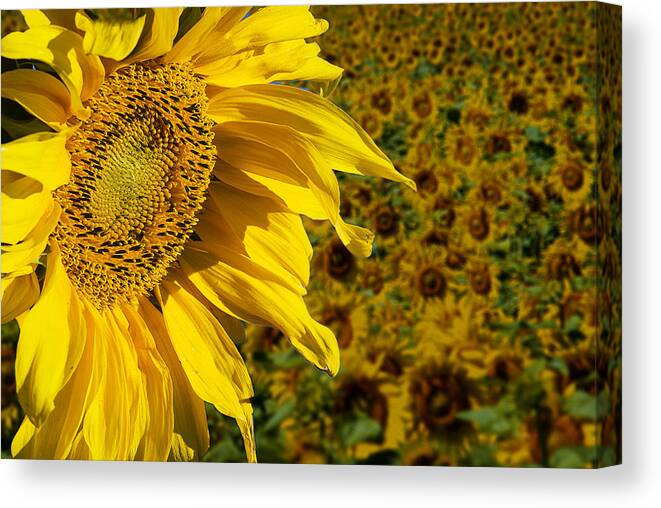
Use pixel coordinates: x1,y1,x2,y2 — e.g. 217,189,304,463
53,61,216,308
417,267,447,298
561,164,584,191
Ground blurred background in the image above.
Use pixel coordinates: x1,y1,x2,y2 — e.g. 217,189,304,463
1,2,621,467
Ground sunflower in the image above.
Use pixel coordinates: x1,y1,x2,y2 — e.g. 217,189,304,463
548,153,593,207
397,242,454,313
540,237,591,285
443,124,480,172
1,7,414,461
465,160,513,212
402,359,480,455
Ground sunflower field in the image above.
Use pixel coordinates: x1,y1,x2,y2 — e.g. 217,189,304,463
1,2,621,468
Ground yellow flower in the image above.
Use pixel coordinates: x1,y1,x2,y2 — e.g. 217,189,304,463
464,256,501,304
443,124,481,172
540,237,591,285
465,160,513,212
1,7,414,461
548,152,594,208
402,359,480,454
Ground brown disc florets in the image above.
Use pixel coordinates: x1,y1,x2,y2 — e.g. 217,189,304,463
53,62,216,308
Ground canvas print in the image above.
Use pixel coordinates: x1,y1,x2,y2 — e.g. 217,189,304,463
1,2,621,467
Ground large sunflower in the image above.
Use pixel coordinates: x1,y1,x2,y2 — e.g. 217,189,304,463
0,7,414,461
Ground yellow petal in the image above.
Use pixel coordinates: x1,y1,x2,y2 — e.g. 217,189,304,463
192,204,298,294
157,279,253,421
164,7,248,64
1,271,39,324
123,7,183,64
157,279,256,463
138,296,209,460
11,417,36,458
1,172,52,245
181,248,340,375
214,159,327,220
1,130,71,190
1,25,104,113
214,121,373,257
170,433,195,461
209,85,415,189
15,241,86,425
117,304,174,461
1,201,60,275
1,69,73,128
20,9,52,28
14,313,96,459
83,304,147,460
204,40,342,89
197,182,312,293
335,222,376,258
211,305,247,345
75,11,146,61
195,6,328,73
238,401,257,463
21,9,77,32
68,432,91,460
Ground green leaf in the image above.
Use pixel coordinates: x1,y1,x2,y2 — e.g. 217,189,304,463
263,400,296,432
524,126,545,143
458,402,519,437
563,390,610,420
597,446,618,467
549,446,595,468
339,414,382,448
563,314,583,334
547,357,570,376
270,350,308,369
204,436,245,463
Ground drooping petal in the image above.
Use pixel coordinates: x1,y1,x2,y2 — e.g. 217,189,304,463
1,271,39,324
138,296,209,460
1,172,52,245
157,278,253,421
157,279,256,461
1,131,71,190
1,201,60,274
123,8,183,64
14,241,86,426
238,401,257,463
82,304,147,461
75,11,146,61
214,121,373,256
209,84,415,189
164,7,248,64
1,69,73,128
1,24,104,114
180,247,340,375
117,304,174,461
13,312,96,459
